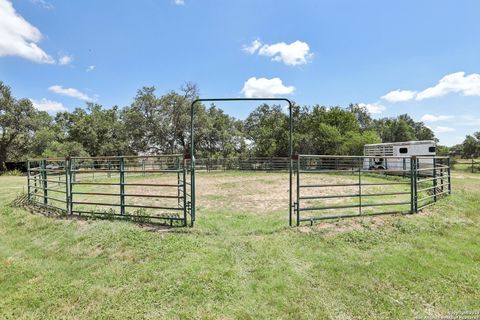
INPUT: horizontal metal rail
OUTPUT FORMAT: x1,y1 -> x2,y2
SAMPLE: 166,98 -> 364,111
299,201 -> 411,212
299,181 -> 409,188
71,201 -> 184,211
70,169 -> 182,174
71,210 -> 185,220
299,191 -> 410,200
72,191 -> 182,199
298,210 -> 411,223
71,154 -> 183,160
417,183 -> 449,193
29,194 -> 67,203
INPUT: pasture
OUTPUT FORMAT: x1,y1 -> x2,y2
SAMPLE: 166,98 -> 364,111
1,171 -> 479,319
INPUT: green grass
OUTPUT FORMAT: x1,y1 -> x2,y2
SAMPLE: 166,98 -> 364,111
1,172 -> 480,319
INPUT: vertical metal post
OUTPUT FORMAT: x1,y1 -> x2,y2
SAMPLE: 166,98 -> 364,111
27,160 -> 31,201
120,157 -> 125,215
433,157 -> 437,202
108,160 -> 111,178
447,157 -> 452,195
69,158 -> 74,214
440,163 -> 444,194
190,103 -> 196,225
296,156 -> 300,226
177,157 -> 181,207
410,156 -> 414,213
142,158 -> 145,176
182,161 -> 187,227
42,159 -> 48,205
289,103 -> 293,226
34,165 -> 38,196
412,156 -> 418,213
65,159 -> 70,213
358,161 -> 362,215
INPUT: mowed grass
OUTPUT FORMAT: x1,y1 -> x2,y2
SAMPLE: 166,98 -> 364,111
0,171 -> 479,319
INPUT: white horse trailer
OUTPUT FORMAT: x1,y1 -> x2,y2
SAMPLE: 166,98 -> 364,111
363,140 -> 436,171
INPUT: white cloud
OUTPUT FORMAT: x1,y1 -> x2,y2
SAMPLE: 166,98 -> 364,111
86,65 -> 95,72
416,72 -> 480,100
30,98 -> 67,112
48,85 -> 93,101
358,102 -> 386,114
381,72 -> 480,102
241,77 -> 295,98
430,126 -> 456,134
381,89 -> 417,102
242,39 -> 262,54
174,0 -> 184,5
59,54 -> 73,65
0,0 -> 54,63
420,114 -> 453,122
29,0 -> 54,9
243,40 -> 313,66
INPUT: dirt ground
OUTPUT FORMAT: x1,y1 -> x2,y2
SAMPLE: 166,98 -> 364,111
43,171 -> 412,220
126,171 -> 409,214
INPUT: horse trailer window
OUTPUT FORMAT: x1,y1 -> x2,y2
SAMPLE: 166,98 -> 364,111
399,147 -> 408,154
429,146 -> 436,153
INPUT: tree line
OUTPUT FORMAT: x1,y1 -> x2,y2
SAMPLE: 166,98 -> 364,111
4,80 -> 473,170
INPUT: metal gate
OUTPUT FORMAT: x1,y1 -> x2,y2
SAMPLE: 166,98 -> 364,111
292,155 -> 451,225
27,155 -> 193,226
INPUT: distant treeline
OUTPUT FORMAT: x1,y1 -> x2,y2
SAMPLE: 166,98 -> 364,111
1,80 -> 476,170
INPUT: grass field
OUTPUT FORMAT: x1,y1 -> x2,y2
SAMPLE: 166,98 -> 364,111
1,171 -> 479,319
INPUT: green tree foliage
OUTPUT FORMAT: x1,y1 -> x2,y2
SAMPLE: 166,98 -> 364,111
200,105 -> 247,158
461,132 -> 480,158
122,83 -> 203,155
0,82 -> 50,169
65,104 -> 129,156
0,80 -> 452,166
372,114 -> 434,143
245,104 -> 289,156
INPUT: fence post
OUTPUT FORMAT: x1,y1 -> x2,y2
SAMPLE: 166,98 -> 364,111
120,157 -> 125,215
447,157 -> 452,195
358,158 -> 362,216
411,156 -> 417,213
27,160 -> 31,201
69,158 -> 74,215
183,161 -> 187,227
42,159 -> 48,205
433,158 -> 437,202
65,158 -> 70,214
296,157 -> 300,226
472,158 -> 475,173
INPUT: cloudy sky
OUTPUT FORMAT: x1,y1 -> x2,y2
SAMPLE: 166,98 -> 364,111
1,0 -> 479,146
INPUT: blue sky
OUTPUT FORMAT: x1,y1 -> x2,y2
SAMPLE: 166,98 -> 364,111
1,0 -> 479,146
